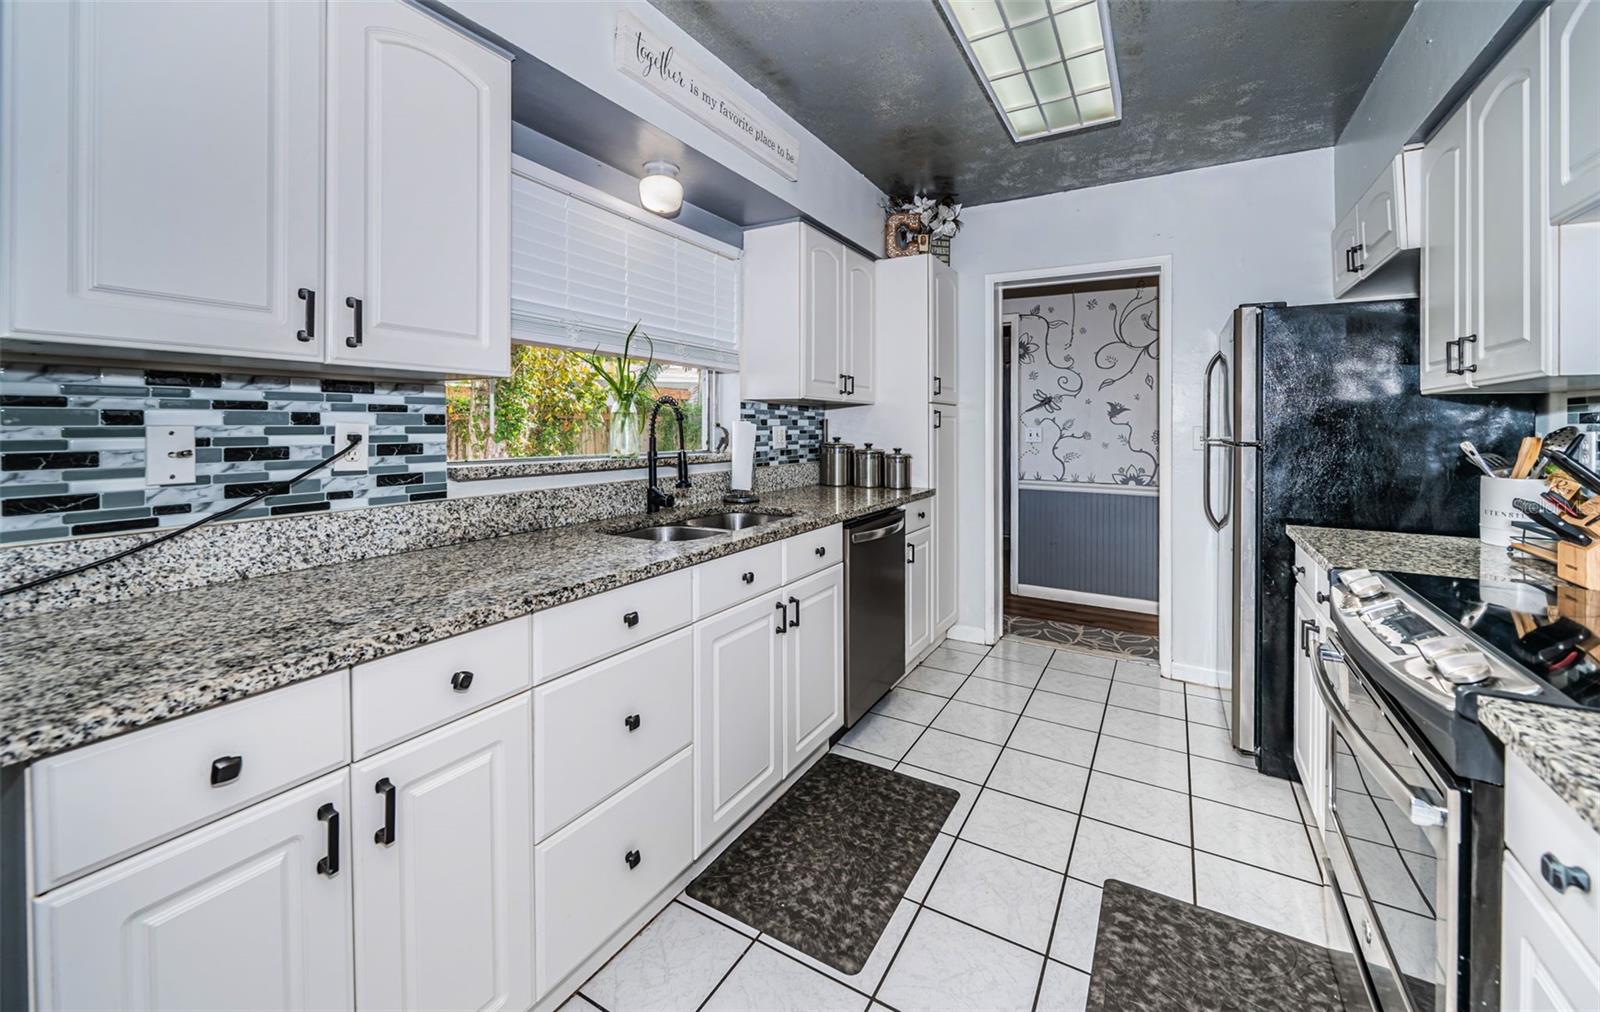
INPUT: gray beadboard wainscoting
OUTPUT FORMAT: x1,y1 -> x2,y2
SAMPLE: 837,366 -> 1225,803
1016,487 -> 1158,602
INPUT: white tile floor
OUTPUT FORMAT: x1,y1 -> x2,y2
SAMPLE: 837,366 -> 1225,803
570,637 -> 1327,1012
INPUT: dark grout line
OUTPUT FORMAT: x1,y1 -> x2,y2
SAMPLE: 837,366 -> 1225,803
694,934 -> 758,1012
748,933 -> 887,1006
941,833 -> 1072,877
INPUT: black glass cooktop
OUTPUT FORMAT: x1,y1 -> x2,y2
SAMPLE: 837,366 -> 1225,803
1386,571 -> 1600,709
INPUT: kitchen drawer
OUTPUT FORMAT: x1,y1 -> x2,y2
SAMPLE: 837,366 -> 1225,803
533,628 -> 694,840
693,541 -> 782,619
351,617 -> 532,758
532,569 -> 693,683
1505,750 -> 1600,962
29,671 -> 349,893
534,749 -> 695,998
1293,543 -> 1330,610
904,500 -> 932,535
782,524 -> 842,582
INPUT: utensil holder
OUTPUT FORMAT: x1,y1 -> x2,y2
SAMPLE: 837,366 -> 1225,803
1480,476 -> 1550,545
1510,520 -> 1600,589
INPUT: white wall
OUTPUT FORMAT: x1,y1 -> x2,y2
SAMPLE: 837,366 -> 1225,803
951,147 -> 1335,682
446,1 -> 886,251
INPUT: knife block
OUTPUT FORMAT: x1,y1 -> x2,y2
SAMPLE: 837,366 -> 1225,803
1514,521 -> 1600,589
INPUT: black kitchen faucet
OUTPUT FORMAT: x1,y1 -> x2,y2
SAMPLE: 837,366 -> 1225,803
646,395 -> 693,513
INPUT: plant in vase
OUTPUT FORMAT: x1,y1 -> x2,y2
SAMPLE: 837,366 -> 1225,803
880,191 -> 962,263
581,322 -> 660,457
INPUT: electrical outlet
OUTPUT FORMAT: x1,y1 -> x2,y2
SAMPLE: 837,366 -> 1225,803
333,422 -> 370,473
771,425 -> 787,450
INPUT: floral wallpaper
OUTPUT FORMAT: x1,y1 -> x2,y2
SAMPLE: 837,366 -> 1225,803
1007,281 -> 1159,488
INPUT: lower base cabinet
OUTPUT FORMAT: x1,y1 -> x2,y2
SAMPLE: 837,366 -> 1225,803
1502,855 -> 1600,1010
1291,586 -> 1330,830
33,771 -> 355,1011
352,695 -> 533,1012
533,750 -> 696,1000
783,565 -> 844,775
906,526 -> 932,664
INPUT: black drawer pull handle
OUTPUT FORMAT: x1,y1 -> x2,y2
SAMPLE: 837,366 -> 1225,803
624,713 -> 642,732
775,599 -> 788,634
316,803 -> 340,877
788,595 -> 801,628
374,778 -> 396,846
815,546 -> 826,557
1541,853 -> 1592,894
450,670 -> 474,691
907,542 -> 916,564
625,849 -> 642,870
846,374 -> 855,395
933,376 -> 942,395
839,373 -> 847,395
742,571 -> 755,584
297,288 -> 315,342
345,296 -> 363,348
210,755 -> 243,786
624,610 -> 640,628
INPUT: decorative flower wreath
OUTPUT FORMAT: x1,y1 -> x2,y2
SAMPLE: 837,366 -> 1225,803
879,191 -> 963,239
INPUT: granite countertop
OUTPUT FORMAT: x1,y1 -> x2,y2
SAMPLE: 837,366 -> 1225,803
1286,525 -> 1600,833
0,484 -> 931,766
447,451 -> 731,482
1479,698 -> 1600,834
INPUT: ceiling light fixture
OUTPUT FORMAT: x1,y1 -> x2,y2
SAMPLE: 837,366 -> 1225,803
639,161 -> 684,217
937,0 -> 1122,143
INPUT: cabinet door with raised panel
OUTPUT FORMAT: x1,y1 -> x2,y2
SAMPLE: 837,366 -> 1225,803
931,262 -> 959,404
1469,19 -> 1548,385
844,247 -> 876,403
695,594 -> 784,851
352,695 -> 533,1012
33,772 -> 353,1012
801,228 -> 846,400
1331,207 -> 1363,296
327,0 -> 510,376
1358,162 -> 1404,273
4,0 -> 324,361
1502,855 -> 1600,1010
1421,103 -> 1473,393
783,565 -> 844,774
1550,0 -> 1600,222
906,526 -> 933,664
931,410 -> 959,633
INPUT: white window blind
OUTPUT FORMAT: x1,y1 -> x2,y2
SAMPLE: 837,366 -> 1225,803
510,168 -> 741,370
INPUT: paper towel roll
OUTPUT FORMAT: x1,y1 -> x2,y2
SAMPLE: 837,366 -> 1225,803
731,420 -> 756,492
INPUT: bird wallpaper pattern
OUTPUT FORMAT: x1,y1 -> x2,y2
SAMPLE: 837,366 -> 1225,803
1007,281 -> 1159,488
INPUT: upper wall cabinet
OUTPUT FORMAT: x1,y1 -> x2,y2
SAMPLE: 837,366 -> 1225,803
1549,0 -> 1600,223
1,0 -> 511,379
1332,149 -> 1421,297
1420,8 -> 1600,394
741,222 -> 875,405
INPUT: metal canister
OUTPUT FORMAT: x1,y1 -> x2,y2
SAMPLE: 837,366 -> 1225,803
886,448 -> 912,489
819,437 -> 854,486
853,443 -> 885,488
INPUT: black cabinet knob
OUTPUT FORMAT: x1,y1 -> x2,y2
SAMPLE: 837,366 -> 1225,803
210,755 -> 243,786
814,546 -> 826,557
1294,565 -> 1306,577
1541,853 -> 1592,894
450,670 -> 474,692
1316,591 -> 1329,605
624,713 -> 642,732
742,571 -> 755,584
625,849 -> 642,870
624,611 -> 640,628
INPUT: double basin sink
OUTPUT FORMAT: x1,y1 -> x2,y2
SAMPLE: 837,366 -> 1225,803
613,511 -> 788,542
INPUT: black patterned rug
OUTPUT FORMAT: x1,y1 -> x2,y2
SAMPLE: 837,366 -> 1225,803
686,753 -> 957,974
1003,615 -> 1160,660
1088,880 -> 1351,1012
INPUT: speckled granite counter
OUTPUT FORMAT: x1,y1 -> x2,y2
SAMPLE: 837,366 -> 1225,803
0,484 -> 931,766
447,452 -> 731,482
1479,699 -> 1600,835
1284,525 -> 1549,582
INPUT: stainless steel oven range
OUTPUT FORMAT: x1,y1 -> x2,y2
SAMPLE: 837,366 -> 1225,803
1308,565 -> 1599,1012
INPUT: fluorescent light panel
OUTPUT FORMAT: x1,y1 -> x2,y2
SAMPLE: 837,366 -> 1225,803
940,0 -> 1121,142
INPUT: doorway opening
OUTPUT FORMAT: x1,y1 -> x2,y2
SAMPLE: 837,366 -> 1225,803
998,273 -> 1161,659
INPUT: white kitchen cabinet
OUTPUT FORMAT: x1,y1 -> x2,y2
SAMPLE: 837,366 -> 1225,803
741,221 -> 874,404
1292,585 -> 1330,831
1502,855 -> 1600,1011
1331,207 -> 1364,296
326,0 -> 510,376
1549,0 -> 1600,223
33,771 -> 354,1012
2,0 -> 326,362
1332,149 -> 1421,297
932,410 -> 960,636
782,565 -> 844,775
906,525 -> 933,665
694,593 -> 785,851
351,695 -> 533,1012
931,261 -> 959,404
1420,103 -> 1472,394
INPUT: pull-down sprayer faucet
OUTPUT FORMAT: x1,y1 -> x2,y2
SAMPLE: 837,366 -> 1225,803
646,395 -> 692,513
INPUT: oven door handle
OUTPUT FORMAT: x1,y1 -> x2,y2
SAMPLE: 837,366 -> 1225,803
1312,634 -> 1449,829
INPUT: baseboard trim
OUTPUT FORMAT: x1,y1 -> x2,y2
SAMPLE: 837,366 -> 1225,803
948,624 -> 988,645
1169,661 -> 1225,687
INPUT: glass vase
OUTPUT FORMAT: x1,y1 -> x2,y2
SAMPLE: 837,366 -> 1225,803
608,403 -> 643,457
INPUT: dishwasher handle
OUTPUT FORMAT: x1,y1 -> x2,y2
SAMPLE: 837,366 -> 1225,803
850,520 -> 905,543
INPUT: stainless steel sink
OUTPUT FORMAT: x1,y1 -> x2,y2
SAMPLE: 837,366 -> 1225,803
680,512 -> 787,531
613,525 -> 725,542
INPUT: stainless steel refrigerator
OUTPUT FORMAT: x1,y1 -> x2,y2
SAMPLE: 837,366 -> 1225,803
1204,301 -> 1537,778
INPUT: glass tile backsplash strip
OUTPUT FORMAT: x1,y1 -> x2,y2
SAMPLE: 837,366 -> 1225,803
0,362 -> 446,544
741,401 -> 824,465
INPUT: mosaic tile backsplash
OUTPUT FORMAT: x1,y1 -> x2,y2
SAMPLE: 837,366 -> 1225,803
1,362 -> 446,544
742,401 -> 824,465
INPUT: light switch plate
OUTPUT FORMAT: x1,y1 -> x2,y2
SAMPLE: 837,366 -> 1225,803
146,425 -> 196,485
771,425 -> 787,450
333,423 -> 370,473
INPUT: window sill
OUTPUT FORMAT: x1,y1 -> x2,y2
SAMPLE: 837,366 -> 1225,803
447,452 -> 731,483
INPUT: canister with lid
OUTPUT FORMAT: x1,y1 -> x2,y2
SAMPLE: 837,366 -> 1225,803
853,443 -> 885,488
819,437 -> 854,486
886,448 -> 912,489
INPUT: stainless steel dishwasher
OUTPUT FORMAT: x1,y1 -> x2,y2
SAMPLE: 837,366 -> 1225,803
843,507 -> 906,726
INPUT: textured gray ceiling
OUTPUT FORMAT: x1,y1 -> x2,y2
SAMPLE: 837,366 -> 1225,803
648,0 -> 1414,206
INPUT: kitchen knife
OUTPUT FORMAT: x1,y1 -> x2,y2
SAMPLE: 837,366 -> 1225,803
1513,497 -> 1594,546
1543,490 -> 1585,518
1543,447 -> 1600,497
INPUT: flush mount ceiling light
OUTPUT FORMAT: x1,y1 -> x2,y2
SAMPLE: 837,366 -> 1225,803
639,161 -> 684,217
937,0 -> 1122,142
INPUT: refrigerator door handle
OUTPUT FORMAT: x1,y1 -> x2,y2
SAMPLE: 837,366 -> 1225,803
1203,351 -> 1231,530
